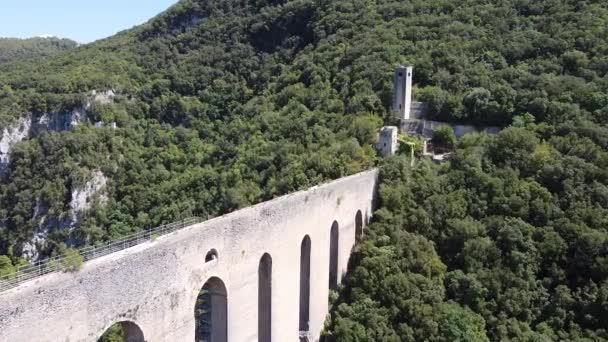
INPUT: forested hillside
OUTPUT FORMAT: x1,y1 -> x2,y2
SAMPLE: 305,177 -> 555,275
0,0 -> 384,267
315,0 -> 608,340
0,37 -> 77,64
0,5 -> 608,336
325,147 -> 608,340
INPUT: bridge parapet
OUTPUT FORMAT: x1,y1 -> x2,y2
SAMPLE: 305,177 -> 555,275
0,217 -> 202,293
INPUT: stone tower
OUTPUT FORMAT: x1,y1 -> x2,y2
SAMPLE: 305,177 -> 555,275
377,126 -> 398,156
393,65 -> 413,120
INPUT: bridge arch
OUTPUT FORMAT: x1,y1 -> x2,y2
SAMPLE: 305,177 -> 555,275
299,235 -> 312,339
195,276 -> 228,342
355,210 -> 364,241
97,320 -> 145,342
258,253 -> 272,342
329,221 -> 339,290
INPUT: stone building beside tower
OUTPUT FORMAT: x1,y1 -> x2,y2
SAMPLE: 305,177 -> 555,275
393,65 -> 498,138
377,65 -> 499,157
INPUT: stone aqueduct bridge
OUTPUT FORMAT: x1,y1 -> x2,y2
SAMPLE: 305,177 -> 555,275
0,170 -> 379,342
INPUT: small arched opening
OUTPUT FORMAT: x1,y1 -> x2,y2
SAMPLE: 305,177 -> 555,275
355,210 -> 364,241
258,253 -> 272,342
205,249 -> 219,263
195,277 -> 228,342
299,235 -> 312,339
329,221 -> 339,290
98,321 -> 145,342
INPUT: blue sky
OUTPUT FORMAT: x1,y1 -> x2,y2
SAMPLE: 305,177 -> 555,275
0,0 -> 179,43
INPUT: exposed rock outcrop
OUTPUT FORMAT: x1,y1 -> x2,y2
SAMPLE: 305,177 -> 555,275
0,116 -> 31,175
32,107 -> 88,135
21,227 -> 48,262
70,170 -> 108,220
91,90 -> 115,105
21,170 -> 109,261
1,89 -> 117,175
3,91 -> 116,260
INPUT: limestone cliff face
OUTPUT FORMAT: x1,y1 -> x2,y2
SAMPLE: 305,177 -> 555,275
0,116 -> 31,175
0,90 -> 116,175
3,91 -> 116,260
31,107 -> 88,135
31,90 -> 116,134
0,110 -> 86,178
91,89 -> 115,105
70,170 -> 109,219
21,170 -> 109,261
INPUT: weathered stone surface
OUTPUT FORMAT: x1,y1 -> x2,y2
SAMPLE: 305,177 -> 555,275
1,90 -> 117,176
70,170 -> 108,218
0,169 -> 378,342
32,107 -> 88,134
0,116 -> 31,175
393,65 -> 413,120
377,126 -> 399,156
401,119 -> 500,139
92,90 -> 115,105
20,170 -> 109,261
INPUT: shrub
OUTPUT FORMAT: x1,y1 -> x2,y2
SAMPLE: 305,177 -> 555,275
59,249 -> 84,273
432,125 -> 457,149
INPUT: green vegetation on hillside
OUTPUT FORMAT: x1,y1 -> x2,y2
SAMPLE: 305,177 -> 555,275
325,127 -> 608,340
0,0 -> 382,264
0,37 -> 77,64
0,3 -> 607,338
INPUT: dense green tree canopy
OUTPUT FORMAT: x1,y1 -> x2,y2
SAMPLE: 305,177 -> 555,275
0,37 -> 77,64
0,1 -> 608,339
325,139 -> 608,340
0,0 -> 385,263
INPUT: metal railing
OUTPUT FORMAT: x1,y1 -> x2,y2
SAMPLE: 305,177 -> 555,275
0,217 -> 202,293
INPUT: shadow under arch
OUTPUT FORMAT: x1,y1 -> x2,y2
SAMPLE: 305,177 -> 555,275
299,235 -> 312,340
259,253 -> 272,342
329,221 -> 339,290
195,276 -> 228,342
97,321 -> 145,342
355,210 -> 364,241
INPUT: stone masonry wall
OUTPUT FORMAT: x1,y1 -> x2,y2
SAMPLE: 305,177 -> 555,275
0,169 -> 379,342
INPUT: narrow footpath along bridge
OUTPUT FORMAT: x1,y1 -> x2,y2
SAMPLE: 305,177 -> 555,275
0,169 -> 378,342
